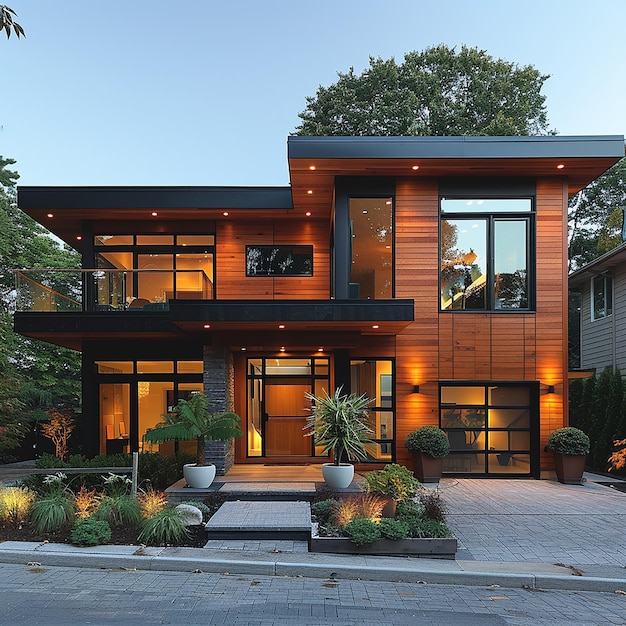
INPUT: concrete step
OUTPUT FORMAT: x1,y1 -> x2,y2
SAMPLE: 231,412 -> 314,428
205,500 -> 312,541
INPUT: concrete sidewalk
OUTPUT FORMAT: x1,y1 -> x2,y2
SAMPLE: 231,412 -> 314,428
1,468 -> 625,593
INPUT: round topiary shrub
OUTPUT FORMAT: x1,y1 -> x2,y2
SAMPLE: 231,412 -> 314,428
405,426 -> 451,458
546,427 -> 590,455
71,518 -> 112,546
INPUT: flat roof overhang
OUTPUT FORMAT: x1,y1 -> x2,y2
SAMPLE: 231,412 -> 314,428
288,135 -> 625,217
14,299 -> 414,351
568,242 -> 626,288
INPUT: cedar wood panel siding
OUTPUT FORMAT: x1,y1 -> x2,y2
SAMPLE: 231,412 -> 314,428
393,177 -> 568,469
216,219 -> 330,300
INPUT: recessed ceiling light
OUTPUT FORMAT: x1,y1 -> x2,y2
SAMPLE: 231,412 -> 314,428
76,235 -> 82,241
278,324 -> 285,329
307,190 -> 313,195
280,346 -> 286,352
305,211 -> 312,217
385,200 -> 392,205
151,211 -> 158,217
309,165 -> 316,171
318,347 -> 324,352
411,165 -> 420,171
240,347 -> 247,351
47,213 -> 54,218
556,164 -> 565,170
223,211 -> 229,216
203,324 -> 211,329
372,324 -> 380,329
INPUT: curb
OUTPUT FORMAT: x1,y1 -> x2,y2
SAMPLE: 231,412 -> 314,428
0,544 -> 625,593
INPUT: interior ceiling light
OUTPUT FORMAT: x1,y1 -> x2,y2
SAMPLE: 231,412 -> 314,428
318,347 -> 324,352
278,324 -> 285,329
305,211 -> 312,217
556,164 -> 565,169
307,190 -> 313,195
47,213 -> 54,218
372,324 -> 380,329
203,324 -> 211,329
76,235 -> 82,241
240,347 -> 247,351
223,211 -> 229,216
309,165 -> 316,170
280,346 -> 286,352
411,165 -> 420,171
151,211 -> 158,217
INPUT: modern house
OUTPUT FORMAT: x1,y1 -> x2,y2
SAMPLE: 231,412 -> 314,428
14,135 -> 624,478
569,240 -> 626,375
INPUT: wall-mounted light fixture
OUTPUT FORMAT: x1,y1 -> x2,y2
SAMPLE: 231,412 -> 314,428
547,385 -> 555,394
412,385 -> 420,394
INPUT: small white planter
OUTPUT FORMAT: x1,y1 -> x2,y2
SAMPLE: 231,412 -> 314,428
183,463 -> 216,488
321,463 -> 354,489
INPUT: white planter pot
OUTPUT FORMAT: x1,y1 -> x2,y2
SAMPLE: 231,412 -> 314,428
183,463 -> 216,488
321,462 -> 354,489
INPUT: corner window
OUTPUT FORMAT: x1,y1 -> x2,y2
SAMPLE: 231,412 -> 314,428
591,274 -> 613,320
440,198 -> 533,311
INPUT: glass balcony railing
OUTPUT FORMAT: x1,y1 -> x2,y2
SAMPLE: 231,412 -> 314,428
15,269 -> 213,313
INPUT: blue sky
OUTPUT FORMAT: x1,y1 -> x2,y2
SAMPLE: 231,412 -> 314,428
2,0 -> 625,187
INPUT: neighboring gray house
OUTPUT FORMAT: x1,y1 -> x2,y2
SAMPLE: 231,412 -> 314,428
569,242 -> 626,374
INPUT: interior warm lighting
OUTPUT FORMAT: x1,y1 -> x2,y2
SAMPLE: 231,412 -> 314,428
309,165 -> 316,171
280,346 -> 286,352
203,324 -> 211,329
411,165 -> 420,171
151,212 -> 158,217
305,211 -> 312,217
47,213 -> 54,218
223,211 -> 229,216
556,164 -> 565,170
307,190 -> 313,195
318,347 -> 324,352
385,200 -> 392,205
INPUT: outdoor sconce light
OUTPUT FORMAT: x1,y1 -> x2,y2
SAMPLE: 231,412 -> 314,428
547,385 -> 555,394
412,385 -> 420,394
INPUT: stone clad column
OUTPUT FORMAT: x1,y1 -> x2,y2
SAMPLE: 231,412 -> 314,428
203,346 -> 235,475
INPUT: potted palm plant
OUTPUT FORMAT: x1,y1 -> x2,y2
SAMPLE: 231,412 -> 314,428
143,392 -> 241,488
304,387 -> 374,489
405,425 -> 451,483
546,427 -> 590,485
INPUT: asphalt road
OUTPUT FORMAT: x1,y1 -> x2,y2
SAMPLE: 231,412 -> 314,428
0,563 -> 624,625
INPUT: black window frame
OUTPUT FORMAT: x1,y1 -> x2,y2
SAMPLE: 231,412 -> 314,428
439,194 -> 536,312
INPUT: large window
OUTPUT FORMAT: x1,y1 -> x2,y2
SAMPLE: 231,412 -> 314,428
440,382 -> 538,476
591,274 -> 613,320
440,198 -> 533,311
350,198 -> 394,299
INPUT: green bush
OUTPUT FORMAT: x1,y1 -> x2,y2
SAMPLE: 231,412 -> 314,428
94,495 -> 142,528
138,507 -> 189,546
364,464 -> 421,502
311,499 -> 339,525
71,518 -> 112,546
409,518 -> 452,539
30,494 -> 74,533
344,518 -> 381,546
378,518 -> 409,540
405,426 -> 451,458
547,427 -> 590,455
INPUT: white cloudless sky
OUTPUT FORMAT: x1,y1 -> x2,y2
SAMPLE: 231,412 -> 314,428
1,0 -> 625,187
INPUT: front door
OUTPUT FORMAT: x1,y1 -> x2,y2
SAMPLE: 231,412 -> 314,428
246,357 -> 330,458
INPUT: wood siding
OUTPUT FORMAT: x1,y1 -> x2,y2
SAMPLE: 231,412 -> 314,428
216,219 -> 330,300
392,177 -> 568,470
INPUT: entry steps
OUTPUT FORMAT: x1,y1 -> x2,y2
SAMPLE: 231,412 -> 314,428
205,500 -> 312,542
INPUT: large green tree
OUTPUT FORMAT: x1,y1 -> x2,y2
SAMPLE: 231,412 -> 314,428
568,158 -> 626,271
295,45 -> 552,137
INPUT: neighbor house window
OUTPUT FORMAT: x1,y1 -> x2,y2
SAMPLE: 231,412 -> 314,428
440,198 -> 533,311
591,274 -> 613,320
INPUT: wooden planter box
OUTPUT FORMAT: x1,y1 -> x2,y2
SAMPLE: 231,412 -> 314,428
310,536 -> 457,559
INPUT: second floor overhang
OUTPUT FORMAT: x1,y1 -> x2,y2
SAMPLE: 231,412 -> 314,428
14,298 -> 415,351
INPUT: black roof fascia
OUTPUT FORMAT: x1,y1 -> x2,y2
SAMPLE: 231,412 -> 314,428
169,299 -> 415,323
17,186 -> 294,211
288,135 -> 625,160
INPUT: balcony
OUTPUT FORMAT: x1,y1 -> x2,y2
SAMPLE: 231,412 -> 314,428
14,269 -> 213,313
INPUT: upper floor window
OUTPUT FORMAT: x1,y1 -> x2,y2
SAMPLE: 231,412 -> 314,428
440,198 -> 533,311
350,197 -> 393,299
591,274 -> 613,320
